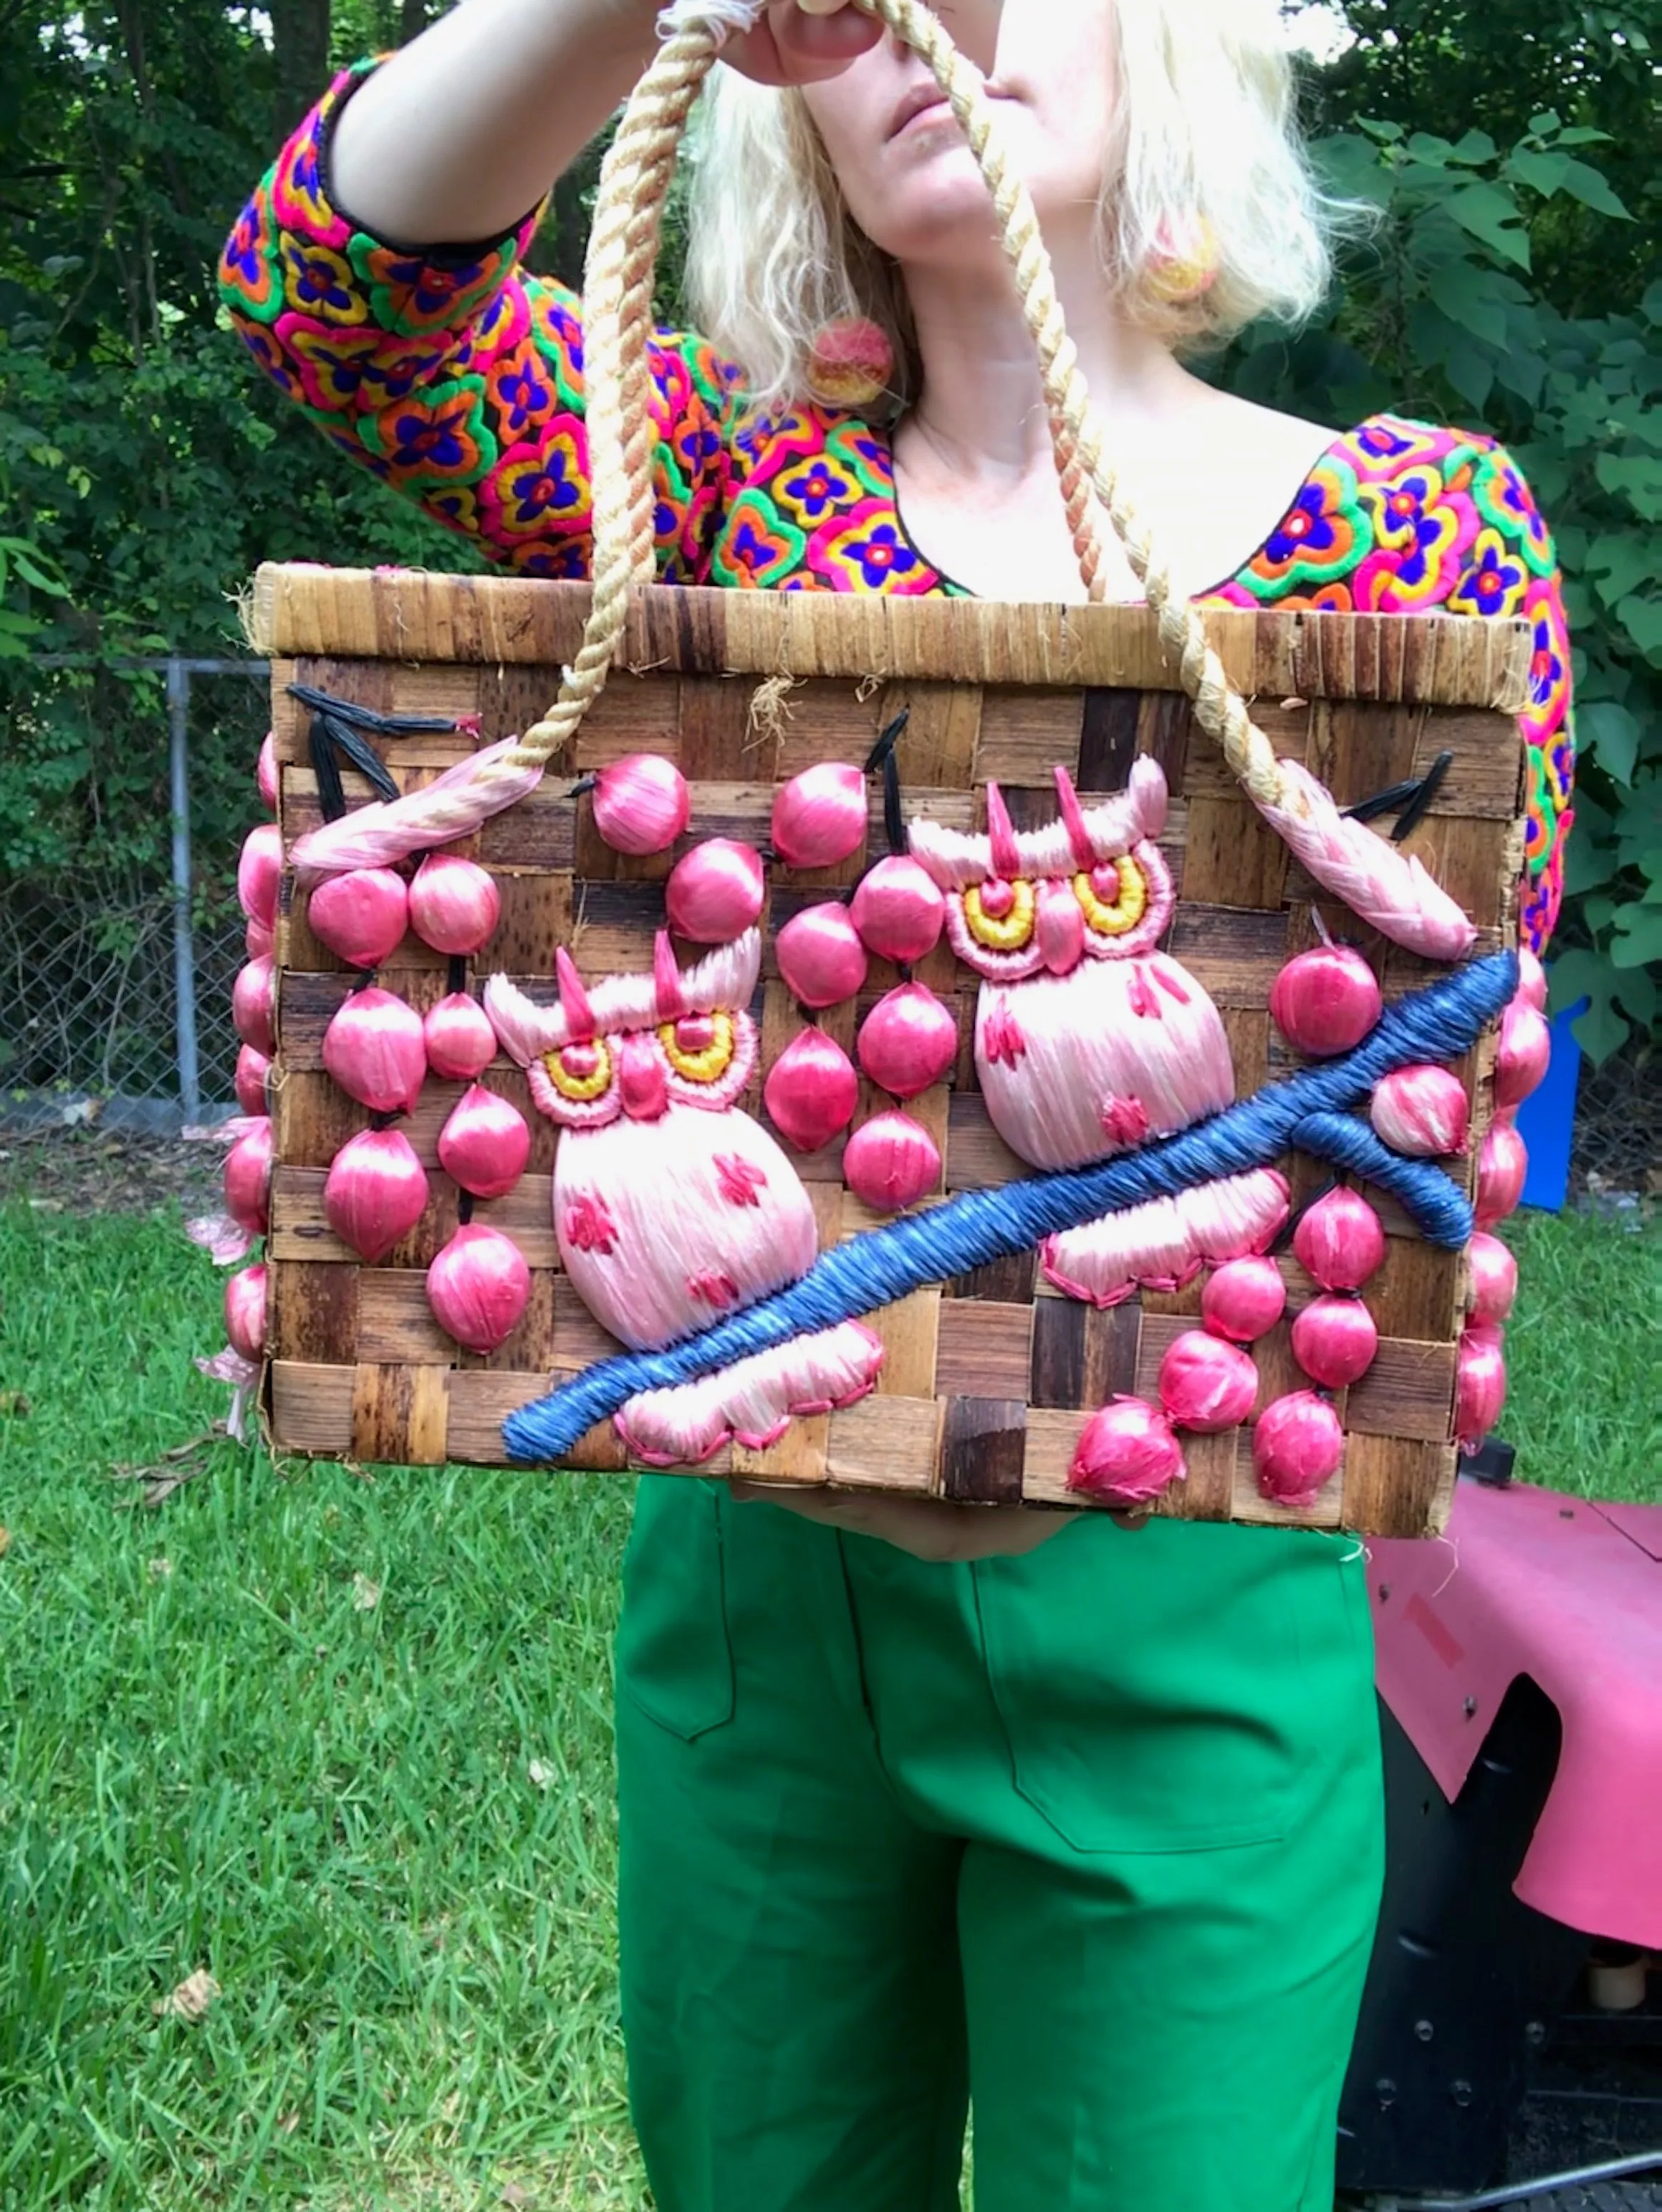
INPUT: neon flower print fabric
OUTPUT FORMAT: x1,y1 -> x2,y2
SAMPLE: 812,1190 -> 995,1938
219,63 -> 1575,948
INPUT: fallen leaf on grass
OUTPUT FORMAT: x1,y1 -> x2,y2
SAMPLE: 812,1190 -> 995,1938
527,1760 -> 550,1790
0,1391 -> 30,1418
352,1572 -> 381,1611
0,1527 -> 9,1559
501,2185 -> 533,2208
148,1557 -> 173,1579
153,1969 -> 221,2021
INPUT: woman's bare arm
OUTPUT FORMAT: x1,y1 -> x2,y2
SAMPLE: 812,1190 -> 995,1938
327,0 -> 879,251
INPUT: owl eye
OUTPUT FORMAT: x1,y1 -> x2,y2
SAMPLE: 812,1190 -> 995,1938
964,877 -> 1035,952
1074,855 -> 1148,938
659,1011 -> 736,1085
545,1036 -> 613,1102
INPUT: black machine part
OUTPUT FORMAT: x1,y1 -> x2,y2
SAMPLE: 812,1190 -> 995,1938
1339,1676 -> 1591,2196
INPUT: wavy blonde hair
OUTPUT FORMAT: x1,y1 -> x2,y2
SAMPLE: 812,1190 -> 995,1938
683,0 -> 1337,408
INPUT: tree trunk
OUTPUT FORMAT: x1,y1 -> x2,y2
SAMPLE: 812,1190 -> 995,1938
270,0 -> 332,148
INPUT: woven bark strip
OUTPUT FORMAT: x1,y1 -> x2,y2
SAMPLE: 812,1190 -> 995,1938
255,568 -> 1527,1536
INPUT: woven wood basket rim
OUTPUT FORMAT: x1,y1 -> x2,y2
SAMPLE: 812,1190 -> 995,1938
251,563 -> 1534,714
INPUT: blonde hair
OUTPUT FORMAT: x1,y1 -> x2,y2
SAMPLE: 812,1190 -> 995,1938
684,0 -> 1337,408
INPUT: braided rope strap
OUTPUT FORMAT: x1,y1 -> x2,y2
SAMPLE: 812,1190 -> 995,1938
289,0 -> 1479,963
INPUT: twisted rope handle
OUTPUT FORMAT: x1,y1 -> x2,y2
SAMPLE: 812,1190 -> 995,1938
500,0 -> 1291,818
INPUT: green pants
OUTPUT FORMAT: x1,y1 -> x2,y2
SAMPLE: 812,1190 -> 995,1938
615,1479 -> 1383,2212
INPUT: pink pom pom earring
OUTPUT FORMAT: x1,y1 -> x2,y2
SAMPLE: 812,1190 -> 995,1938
804,317 -> 895,413
1143,216 -> 1219,309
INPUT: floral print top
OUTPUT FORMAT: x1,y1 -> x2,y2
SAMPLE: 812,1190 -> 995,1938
219,63 -> 1575,950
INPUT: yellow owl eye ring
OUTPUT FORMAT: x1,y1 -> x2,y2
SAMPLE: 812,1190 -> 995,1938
964,878 -> 1036,951
547,1035 -> 613,1102
1074,856 -> 1148,937
660,1011 -> 736,1084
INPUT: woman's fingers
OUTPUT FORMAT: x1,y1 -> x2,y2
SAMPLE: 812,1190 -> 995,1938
725,0 -> 882,87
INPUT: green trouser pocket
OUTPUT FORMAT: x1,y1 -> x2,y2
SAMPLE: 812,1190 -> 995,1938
616,1478 -> 736,1742
974,1518 -> 1371,1855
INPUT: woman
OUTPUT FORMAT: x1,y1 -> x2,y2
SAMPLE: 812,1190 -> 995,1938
219,5 -> 1572,2206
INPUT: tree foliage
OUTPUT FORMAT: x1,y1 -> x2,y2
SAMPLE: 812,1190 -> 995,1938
2,0 -> 1656,1052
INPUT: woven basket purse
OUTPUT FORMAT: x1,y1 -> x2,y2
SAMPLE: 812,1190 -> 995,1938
240,0 -> 1537,1536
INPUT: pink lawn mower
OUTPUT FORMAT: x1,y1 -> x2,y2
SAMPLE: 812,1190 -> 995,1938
1336,1460 -> 1661,2211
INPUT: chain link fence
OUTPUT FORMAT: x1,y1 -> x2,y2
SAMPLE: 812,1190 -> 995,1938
0,655 -> 1654,1197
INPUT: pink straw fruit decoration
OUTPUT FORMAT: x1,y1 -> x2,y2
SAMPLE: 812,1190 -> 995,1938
427,1225 -> 531,1355
1069,1398 -> 1187,1509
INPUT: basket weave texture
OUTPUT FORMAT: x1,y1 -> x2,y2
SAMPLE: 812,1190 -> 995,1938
257,563 -> 1531,1537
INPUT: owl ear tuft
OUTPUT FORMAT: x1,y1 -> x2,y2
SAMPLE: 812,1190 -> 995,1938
985,782 -> 1021,880
653,930 -> 688,1021
1054,765 -> 1097,871
556,946 -> 596,1042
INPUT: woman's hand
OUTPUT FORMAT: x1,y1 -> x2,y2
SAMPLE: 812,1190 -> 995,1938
725,0 -> 883,87
728,1480 -> 1150,1561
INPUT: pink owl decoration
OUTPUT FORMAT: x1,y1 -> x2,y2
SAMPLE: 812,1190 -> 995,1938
484,929 -> 885,1466
909,759 -> 1235,1173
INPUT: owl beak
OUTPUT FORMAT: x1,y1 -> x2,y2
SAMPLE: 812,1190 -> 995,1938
1035,878 -> 1085,976
617,1032 -> 669,1121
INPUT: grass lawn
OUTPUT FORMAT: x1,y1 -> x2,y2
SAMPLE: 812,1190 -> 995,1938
0,1196 -> 1655,2210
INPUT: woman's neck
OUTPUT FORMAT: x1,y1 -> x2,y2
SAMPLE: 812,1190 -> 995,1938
894,241 -> 1200,491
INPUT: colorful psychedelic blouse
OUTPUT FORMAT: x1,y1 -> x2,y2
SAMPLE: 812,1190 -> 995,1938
219,63 -> 1575,951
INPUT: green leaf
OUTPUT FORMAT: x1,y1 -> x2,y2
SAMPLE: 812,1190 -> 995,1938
1643,279 -> 1662,328
1615,966 -> 1658,1027
1597,453 -> 1662,520
1448,130 -> 1498,165
1527,111 -> 1562,136
1428,262 -> 1509,348
1448,185 -> 1532,269
1446,342 -> 1495,411
1572,994 -> 1630,1064
1557,128 -> 1614,148
1504,146 -> 1571,198
1585,533 -> 1658,606
1580,700 -> 1643,784
1545,949 -> 1603,1014
1558,160 -> 1633,220
1610,904 -> 1662,967
1616,595 -> 1662,658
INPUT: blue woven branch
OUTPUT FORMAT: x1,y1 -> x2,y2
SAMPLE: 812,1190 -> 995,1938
504,950 -> 1516,1463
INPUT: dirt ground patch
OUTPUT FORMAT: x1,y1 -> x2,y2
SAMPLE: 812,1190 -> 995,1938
0,1126 -> 224,1220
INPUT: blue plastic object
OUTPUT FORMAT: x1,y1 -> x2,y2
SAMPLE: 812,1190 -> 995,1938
1516,1000 -> 1585,1213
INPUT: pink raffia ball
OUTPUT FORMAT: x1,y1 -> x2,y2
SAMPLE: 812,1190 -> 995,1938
256,731 -> 279,814
1291,1296 -> 1380,1389
322,987 -> 426,1117
1269,945 -> 1383,1059
232,956 -> 277,1058
1158,1330 -> 1259,1433
234,1044 -> 272,1118
427,1224 -> 531,1356
225,1264 -> 268,1364
1516,946 -> 1548,1012
1370,1064 -> 1469,1158
1475,1120 -> 1529,1230
1068,1398 -> 1187,1509
424,992 -> 499,1082
763,1029 -> 860,1154
1466,1231 -> 1519,1325
772,764 -> 868,870
666,839 -> 766,944
223,1118 -> 274,1236
591,754 -> 690,857
307,867 -> 410,969
408,854 -> 501,957
1455,1324 -> 1508,1452
850,856 -> 946,965
238,822 -> 283,932
1495,999 -> 1551,1114
324,1128 -> 429,1264
1200,1256 -> 1287,1345
1292,1187 -> 1386,1292
776,903 -> 869,1010
857,984 -> 958,1100
843,1110 -> 941,1214
437,1084 -> 530,1201
1253,1393 -> 1345,1508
